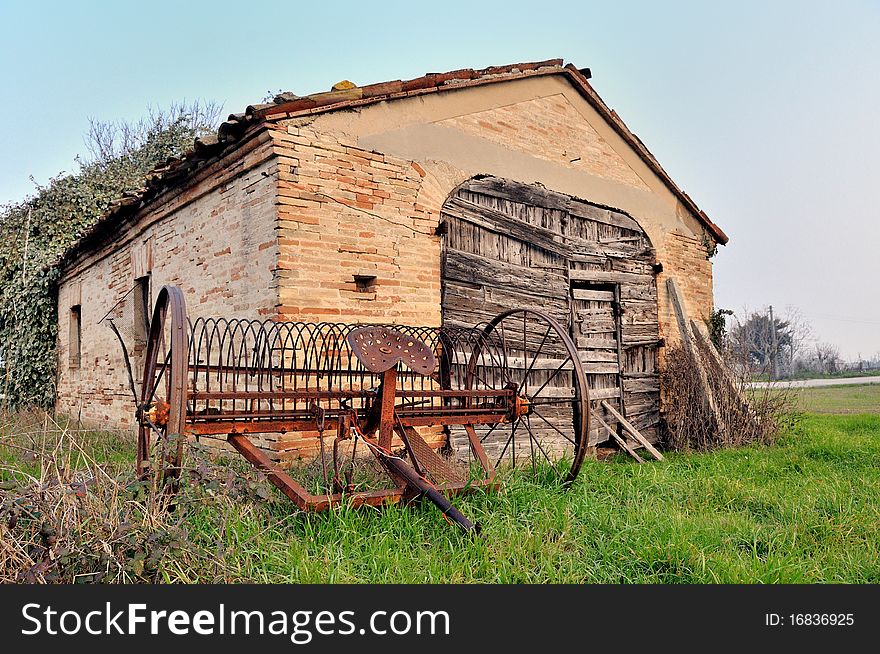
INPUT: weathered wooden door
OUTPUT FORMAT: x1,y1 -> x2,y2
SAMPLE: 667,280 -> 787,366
441,176 -> 661,454
570,282 -> 622,405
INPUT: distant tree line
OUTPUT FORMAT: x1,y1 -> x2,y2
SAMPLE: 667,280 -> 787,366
708,306 -> 875,379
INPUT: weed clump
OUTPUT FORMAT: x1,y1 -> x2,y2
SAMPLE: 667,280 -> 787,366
661,344 -> 797,451
0,411 -> 276,583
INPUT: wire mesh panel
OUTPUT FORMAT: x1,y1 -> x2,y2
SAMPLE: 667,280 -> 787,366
184,319 -> 516,431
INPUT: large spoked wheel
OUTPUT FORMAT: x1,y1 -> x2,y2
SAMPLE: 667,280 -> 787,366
137,286 -> 189,487
466,309 -> 590,484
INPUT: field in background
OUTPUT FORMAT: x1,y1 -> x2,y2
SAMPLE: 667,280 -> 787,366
2,400 -> 879,583
791,383 -> 880,414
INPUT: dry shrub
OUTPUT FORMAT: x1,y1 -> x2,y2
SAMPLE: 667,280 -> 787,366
661,341 -> 797,451
0,410 -> 276,584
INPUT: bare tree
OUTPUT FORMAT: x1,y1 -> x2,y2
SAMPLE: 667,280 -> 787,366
729,305 -> 815,378
815,342 -> 842,374
84,100 -> 223,165
781,305 -> 813,373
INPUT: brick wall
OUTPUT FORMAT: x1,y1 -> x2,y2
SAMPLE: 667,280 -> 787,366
657,231 -> 715,346
54,81 -> 718,457
55,138 -> 279,428
268,121 -> 442,327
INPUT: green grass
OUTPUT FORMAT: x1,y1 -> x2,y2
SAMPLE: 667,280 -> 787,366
3,412 -> 879,583
791,383 -> 880,414
186,414 -> 879,583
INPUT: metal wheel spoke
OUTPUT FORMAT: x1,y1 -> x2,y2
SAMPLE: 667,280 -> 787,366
528,355 -> 572,400
146,350 -> 172,405
494,421 -> 519,469
499,321 -> 509,372
526,416 -> 537,476
517,326 -> 552,394
525,414 -> 557,469
472,308 -> 590,484
531,408 -> 577,445
479,421 -> 502,443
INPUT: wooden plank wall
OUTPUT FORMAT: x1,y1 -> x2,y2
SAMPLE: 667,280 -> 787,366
440,176 -> 661,452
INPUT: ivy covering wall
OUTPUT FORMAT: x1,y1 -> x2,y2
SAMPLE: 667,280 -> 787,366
0,105 -> 218,410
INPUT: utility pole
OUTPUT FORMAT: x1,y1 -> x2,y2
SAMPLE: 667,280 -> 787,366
769,305 -> 780,380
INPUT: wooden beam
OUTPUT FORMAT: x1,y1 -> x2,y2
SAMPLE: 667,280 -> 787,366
666,277 -> 728,439
593,411 -> 644,463
572,289 -> 615,302
601,400 -> 663,461
569,269 -> 653,285
690,319 -> 758,424
445,249 -> 568,298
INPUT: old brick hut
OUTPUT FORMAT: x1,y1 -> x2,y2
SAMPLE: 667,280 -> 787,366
54,59 -> 727,460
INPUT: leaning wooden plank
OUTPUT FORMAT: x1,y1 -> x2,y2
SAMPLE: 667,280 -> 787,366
593,411 -> 644,463
690,320 -> 760,426
690,319 -> 736,387
666,277 -> 694,350
610,432 -> 644,464
690,319 -> 748,400
666,277 -> 728,439
600,400 -> 663,461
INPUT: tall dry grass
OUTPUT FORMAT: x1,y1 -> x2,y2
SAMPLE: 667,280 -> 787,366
660,343 -> 798,451
0,410 -> 275,583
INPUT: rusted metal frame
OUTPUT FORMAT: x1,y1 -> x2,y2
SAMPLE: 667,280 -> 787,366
188,411 -> 511,436
188,388 -> 514,401
227,433 -> 493,512
185,400 -> 510,422
464,424 -> 495,480
409,410 -> 515,423
395,416 -> 425,477
187,406 -> 510,424
377,368 -> 398,450
188,363 -> 384,376
131,283 -> 594,522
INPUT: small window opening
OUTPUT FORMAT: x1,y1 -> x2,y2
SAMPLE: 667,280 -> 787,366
133,275 -> 151,346
353,274 -> 377,293
69,305 -> 82,368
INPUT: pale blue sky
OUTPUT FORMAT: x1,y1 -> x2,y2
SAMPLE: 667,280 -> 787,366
1,1 -> 878,358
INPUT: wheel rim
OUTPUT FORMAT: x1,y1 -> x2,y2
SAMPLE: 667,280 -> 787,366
466,309 -> 590,484
137,286 -> 189,486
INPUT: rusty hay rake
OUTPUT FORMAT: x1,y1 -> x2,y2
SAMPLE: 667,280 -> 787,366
123,286 -> 591,533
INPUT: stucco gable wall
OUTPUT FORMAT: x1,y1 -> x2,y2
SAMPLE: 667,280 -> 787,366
283,74 -> 715,340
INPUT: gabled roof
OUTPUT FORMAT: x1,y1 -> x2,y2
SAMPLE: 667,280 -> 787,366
57,59 -> 727,271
